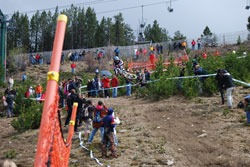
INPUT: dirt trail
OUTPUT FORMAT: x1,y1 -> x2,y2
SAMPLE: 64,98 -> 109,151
0,86 -> 250,167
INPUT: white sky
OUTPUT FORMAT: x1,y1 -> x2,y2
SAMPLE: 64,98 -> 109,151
1,0 -> 250,39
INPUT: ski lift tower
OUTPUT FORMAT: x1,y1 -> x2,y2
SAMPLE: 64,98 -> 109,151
0,10 -> 6,81
136,5 -> 151,45
138,5 -> 146,42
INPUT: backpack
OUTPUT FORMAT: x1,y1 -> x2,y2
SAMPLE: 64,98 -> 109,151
93,109 -> 102,123
82,106 -> 89,118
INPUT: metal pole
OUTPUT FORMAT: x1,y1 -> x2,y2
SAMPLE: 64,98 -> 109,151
4,26 -> 7,82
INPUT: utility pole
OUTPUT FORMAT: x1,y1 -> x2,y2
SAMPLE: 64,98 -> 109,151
0,10 -> 6,82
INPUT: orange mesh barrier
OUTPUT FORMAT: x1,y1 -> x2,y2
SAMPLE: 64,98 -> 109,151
34,14 -> 77,167
128,54 -> 189,71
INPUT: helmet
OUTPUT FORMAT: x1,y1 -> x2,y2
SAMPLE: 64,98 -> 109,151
114,56 -> 119,61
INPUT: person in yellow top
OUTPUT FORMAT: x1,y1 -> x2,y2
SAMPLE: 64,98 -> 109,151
149,45 -> 154,53
182,41 -> 187,49
35,83 -> 43,98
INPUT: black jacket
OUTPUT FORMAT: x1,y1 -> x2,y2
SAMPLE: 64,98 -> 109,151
222,74 -> 234,89
82,104 -> 95,120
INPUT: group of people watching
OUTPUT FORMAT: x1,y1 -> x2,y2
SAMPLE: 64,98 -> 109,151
65,89 -> 119,158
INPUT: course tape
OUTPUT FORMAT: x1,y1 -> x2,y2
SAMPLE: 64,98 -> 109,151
78,132 -> 110,167
232,78 -> 250,87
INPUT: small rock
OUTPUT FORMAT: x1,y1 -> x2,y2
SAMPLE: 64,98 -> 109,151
72,160 -> 78,163
191,124 -> 194,127
120,129 -> 128,133
167,117 -> 170,120
198,133 -> 207,138
9,141 -> 12,144
167,160 -> 174,166
157,126 -> 161,129
202,130 -> 206,133
178,148 -> 182,151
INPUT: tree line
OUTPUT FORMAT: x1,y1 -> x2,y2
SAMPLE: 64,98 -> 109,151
7,5 -> 185,53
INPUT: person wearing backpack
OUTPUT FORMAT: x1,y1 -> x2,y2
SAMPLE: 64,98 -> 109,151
87,101 -> 107,144
81,100 -> 95,139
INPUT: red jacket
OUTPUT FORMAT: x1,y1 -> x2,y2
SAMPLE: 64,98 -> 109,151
71,63 -> 76,68
191,40 -> 196,46
111,77 -> 119,87
102,78 -> 110,88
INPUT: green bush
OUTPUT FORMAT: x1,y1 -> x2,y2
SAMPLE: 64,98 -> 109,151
11,101 -> 43,132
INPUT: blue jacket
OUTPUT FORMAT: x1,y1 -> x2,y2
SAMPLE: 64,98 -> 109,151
102,109 -> 115,132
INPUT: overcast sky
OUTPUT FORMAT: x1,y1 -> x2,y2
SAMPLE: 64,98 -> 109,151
1,0 -> 249,40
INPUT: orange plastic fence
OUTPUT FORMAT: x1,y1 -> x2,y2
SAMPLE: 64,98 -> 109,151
128,54 -> 189,71
34,14 -> 77,167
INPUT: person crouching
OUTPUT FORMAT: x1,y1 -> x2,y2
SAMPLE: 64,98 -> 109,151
101,108 -> 117,158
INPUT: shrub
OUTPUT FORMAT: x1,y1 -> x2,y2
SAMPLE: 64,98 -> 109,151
11,101 -> 43,132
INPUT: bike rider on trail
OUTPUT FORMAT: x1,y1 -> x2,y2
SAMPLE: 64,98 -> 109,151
113,56 -> 124,75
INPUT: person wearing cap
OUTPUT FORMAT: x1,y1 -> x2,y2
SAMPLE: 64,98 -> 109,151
244,95 -> 250,125
220,70 -> 235,109
101,108 -> 117,158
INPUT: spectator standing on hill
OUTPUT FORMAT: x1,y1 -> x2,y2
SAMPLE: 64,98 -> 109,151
144,68 -> 151,82
35,83 -> 43,98
61,53 -> 65,64
88,101 -> 107,144
65,89 -> 78,126
58,82 -> 64,108
125,77 -> 131,96
29,86 -> 35,97
160,44 -> 163,54
191,40 -> 196,50
71,62 -> 76,73
149,45 -> 154,53
215,69 -> 225,106
87,79 -> 93,97
101,108 -> 117,158
220,70 -> 235,109
74,94 -> 86,132
194,65 -> 208,94
197,38 -> 201,49
5,87 -> 10,95
182,41 -> 187,50
6,92 -> 14,118
115,47 -> 120,56
82,100 -> 95,139
68,78 -> 77,93
22,74 -> 27,82
244,96 -> 250,125
142,48 -> 147,57
111,75 -> 119,98
102,75 -> 110,98
36,54 -> 40,64
9,76 -> 14,89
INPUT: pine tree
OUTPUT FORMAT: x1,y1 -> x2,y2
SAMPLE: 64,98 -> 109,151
203,26 -> 212,36
172,30 -> 186,41
85,7 -> 97,48
144,20 -> 169,42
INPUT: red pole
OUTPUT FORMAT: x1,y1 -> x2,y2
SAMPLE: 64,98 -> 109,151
34,14 -> 67,167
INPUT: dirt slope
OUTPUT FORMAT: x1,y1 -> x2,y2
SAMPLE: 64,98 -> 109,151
0,86 -> 250,167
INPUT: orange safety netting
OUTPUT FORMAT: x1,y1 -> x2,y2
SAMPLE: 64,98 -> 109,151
128,54 -> 189,71
34,14 -> 77,167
